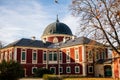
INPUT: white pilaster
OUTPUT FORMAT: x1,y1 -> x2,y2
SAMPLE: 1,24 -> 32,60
14,47 -> 17,61
82,45 -> 86,76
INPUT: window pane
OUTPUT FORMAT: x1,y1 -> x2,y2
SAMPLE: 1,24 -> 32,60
66,52 -> 70,61
75,50 -> 79,59
33,53 -> 36,60
67,67 -> 70,72
59,67 -> 62,73
59,52 -> 62,60
22,52 -> 25,60
53,53 -> 57,61
49,53 -> 52,61
75,67 -> 79,72
44,53 -> 46,60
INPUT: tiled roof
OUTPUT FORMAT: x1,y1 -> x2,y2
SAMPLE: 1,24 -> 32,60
4,38 -> 52,48
48,37 -> 104,48
4,37 -> 104,49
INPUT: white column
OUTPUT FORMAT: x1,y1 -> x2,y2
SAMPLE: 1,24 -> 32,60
83,63 -> 86,76
82,45 -> 86,76
14,47 -> 17,61
112,53 -> 115,78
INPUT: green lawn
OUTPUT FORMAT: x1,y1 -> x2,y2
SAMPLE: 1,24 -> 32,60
64,78 -> 119,80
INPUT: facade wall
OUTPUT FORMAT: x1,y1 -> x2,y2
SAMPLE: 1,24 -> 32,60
0,45 -> 109,77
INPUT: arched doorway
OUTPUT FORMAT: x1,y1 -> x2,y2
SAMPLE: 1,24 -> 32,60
104,65 -> 112,77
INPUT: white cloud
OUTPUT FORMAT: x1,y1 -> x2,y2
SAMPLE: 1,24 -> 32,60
0,1 -> 52,44
0,0 -> 79,45
62,14 -> 80,36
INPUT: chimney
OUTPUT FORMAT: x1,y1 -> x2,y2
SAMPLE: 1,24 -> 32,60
32,36 -> 36,40
42,39 -> 46,43
63,37 -> 66,43
72,35 -> 77,40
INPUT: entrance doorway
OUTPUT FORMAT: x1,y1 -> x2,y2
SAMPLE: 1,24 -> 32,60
104,65 -> 112,77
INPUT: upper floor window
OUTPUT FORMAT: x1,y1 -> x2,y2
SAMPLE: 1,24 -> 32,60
88,50 -> 93,61
21,49 -> 26,64
75,49 -> 79,62
9,52 -> 12,60
49,52 -> 52,61
32,50 -> 37,64
43,51 -> 47,61
53,52 -> 57,61
103,51 -> 107,59
33,52 -> 37,60
66,51 -> 70,62
59,52 -> 62,63
22,52 -> 26,60
96,51 -> 100,61
49,51 -> 57,61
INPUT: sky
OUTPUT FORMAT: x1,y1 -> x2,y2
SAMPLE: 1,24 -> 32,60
0,0 -> 79,45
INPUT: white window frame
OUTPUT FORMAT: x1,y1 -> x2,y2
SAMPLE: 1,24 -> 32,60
66,66 -> 71,73
32,67 -> 37,74
59,67 -> 63,73
75,66 -> 80,73
21,49 -> 26,64
32,50 -> 37,64
49,51 -> 57,64
66,50 -> 70,63
75,49 -> 79,62
88,66 -> 93,73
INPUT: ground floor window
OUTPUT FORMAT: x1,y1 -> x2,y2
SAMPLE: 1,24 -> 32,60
32,67 -> 37,74
66,66 -> 71,73
59,67 -> 63,73
75,66 -> 80,73
88,66 -> 93,73
50,67 -> 56,74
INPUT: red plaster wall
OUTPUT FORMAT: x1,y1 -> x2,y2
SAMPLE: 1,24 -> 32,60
79,46 -> 82,62
27,49 -> 32,63
62,49 -> 66,63
70,48 -> 75,62
38,50 -> 43,63
17,48 -> 21,63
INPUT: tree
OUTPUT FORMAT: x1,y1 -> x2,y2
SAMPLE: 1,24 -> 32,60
70,0 -> 120,54
0,60 -> 24,80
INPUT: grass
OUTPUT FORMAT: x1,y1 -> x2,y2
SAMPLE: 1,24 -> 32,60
64,78 -> 119,80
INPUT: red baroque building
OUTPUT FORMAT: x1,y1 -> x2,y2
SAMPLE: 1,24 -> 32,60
0,19 -> 109,77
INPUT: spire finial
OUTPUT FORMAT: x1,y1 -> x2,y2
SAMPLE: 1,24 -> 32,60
56,14 -> 59,22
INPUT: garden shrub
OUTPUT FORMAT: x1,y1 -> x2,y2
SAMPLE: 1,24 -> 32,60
0,60 -> 24,80
43,74 -> 63,80
34,68 -> 53,77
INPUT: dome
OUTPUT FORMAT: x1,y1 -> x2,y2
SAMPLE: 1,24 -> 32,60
42,20 -> 73,36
